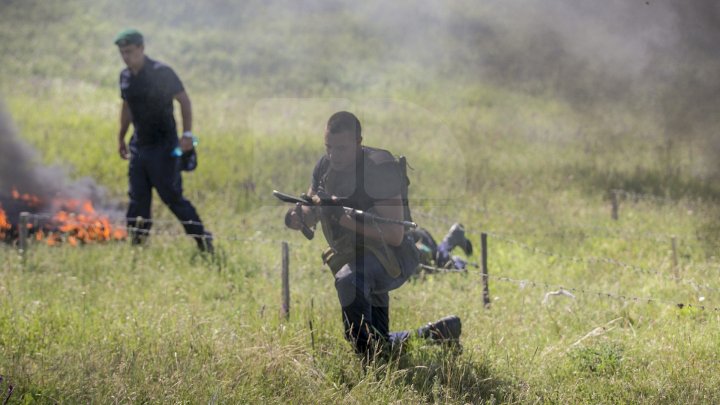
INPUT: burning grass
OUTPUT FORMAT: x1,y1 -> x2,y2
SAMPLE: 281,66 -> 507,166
0,187 -> 126,246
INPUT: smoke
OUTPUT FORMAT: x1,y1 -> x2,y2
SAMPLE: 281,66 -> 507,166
6,0 -> 720,186
106,0 -> 720,181
100,0 -> 715,110
0,101 -> 61,201
0,101 -> 107,216
426,0 -> 720,178
650,2 -> 720,146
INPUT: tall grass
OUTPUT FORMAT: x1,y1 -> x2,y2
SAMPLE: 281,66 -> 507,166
2,0 -> 720,403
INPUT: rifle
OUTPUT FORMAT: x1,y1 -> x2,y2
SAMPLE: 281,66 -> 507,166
273,190 -> 417,240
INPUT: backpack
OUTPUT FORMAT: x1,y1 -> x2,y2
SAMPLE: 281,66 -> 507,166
398,155 -> 413,222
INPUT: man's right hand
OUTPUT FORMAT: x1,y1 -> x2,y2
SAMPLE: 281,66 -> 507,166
119,141 -> 129,160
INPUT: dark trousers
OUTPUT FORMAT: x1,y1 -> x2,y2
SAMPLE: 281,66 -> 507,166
334,249 -> 416,355
126,142 -> 207,247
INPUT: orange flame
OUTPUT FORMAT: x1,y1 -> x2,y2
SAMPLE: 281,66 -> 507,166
2,188 -> 126,245
0,204 -> 10,239
43,199 -> 127,245
11,187 -> 42,208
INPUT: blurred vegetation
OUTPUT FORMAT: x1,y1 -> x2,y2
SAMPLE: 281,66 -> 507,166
2,0 -> 720,403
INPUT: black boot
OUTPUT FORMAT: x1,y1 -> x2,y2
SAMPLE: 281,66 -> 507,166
418,315 -> 462,343
441,223 -> 473,255
196,231 -> 214,254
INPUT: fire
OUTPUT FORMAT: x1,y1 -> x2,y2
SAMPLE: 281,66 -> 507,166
0,204 -> 10,239
11,187 -> 42,208
0,188 -> 126,246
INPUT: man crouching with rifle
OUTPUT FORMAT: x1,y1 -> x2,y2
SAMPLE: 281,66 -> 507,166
283,111 -> 461,359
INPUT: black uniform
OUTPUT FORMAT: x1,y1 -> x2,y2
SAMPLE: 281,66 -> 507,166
311,146 -> 419,354
120,56 -> 210,248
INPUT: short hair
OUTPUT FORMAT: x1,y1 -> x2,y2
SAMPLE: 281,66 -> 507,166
326,111 -> 361,141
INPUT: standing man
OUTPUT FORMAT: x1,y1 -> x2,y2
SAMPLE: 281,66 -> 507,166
285,111 -> 461,358
114,29 -> 212,253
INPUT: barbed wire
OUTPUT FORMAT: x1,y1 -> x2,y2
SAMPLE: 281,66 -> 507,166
488,271 -> 720,312
484,230 -> 720,294
12,202 -> 719,288
410,209 -> 720,293
18,218 -> 308,249
610,188 -> 712,208
17,212 -> 206,227
12,187 -> 712,244
417,262 -> 719,312
414,204 -> 694,245
13,206 -> 720,313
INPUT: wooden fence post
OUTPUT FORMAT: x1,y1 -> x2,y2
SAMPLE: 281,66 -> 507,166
481,232 -> 491,309
611,190 -> 619,221
671,236 -> 679,282
18,212 -> 30,254
281,241 -> 290,320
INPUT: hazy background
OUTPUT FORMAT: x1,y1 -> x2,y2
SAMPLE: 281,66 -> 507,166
3,2 -> 720,402
1,0 -> 719,199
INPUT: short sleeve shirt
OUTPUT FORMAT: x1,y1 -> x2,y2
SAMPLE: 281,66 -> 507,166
311,146 -> 403,212
311,146 -> 419,273
119,56 -> 184,146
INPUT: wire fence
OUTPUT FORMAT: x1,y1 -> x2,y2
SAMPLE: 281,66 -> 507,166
11,189 -> 716,251
417,262 -> 719,312
9,188 -> 720,314
415,202 -> 701,246
485,231 -> 720,294
10,186 -> 713,245
413,207 -> 719,287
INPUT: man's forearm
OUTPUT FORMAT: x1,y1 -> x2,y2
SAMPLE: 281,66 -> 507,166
176,92 -> 192,133
118,125 -> 129,142
181,102 -> 192,133
119,102 -> 131,141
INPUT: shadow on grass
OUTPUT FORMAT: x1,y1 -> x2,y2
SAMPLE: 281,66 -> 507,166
314,337 -> 515,403
387,342 -> 514,404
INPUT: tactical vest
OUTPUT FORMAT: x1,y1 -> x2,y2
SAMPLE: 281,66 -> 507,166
316,147 -> 414,277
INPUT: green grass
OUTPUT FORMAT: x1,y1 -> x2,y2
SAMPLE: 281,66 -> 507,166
2,0 -> 720,403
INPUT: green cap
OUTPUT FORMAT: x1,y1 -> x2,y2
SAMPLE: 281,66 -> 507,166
114,28 -> 144,46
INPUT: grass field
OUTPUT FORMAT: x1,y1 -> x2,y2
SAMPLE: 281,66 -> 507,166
2,1 -> 720,403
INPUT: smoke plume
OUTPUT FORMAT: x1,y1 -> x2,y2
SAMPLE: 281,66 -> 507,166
0,100 -> 107,218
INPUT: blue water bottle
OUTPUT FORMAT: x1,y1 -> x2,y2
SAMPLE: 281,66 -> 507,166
172,132 -> 199,157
